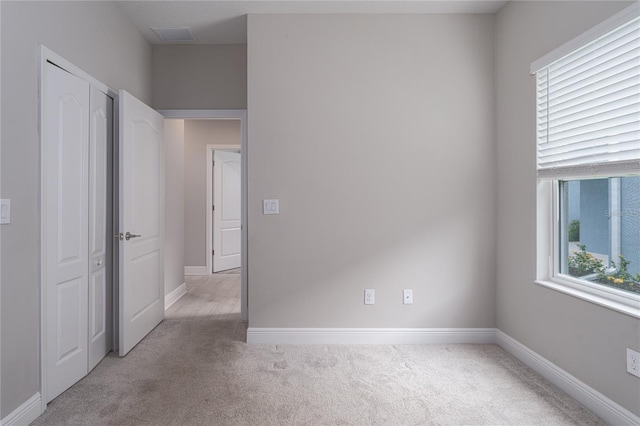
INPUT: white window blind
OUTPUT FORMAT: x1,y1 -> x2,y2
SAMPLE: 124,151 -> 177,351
534,12 -> 640,179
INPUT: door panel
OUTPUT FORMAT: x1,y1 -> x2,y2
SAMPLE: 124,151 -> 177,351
44,62 -> 90,402
88,87 -> 113,371
213,150 -> 241,272
118,90 -> 165,356
56,278 -> 83,361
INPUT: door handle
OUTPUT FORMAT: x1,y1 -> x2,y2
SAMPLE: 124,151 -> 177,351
125,232 -> 141,241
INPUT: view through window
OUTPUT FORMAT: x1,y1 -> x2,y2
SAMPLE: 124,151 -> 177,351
560,177 -> 640,295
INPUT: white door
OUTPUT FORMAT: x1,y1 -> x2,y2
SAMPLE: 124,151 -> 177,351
213,150 -> 241,272
44,62 -> 90,402
88,87 -> 113,371
118,90 -> 165,356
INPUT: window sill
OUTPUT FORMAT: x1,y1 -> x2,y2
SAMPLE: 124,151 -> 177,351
535,279 -> 640,319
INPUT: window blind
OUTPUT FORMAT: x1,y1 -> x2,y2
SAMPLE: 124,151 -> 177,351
534,14 -> 640,179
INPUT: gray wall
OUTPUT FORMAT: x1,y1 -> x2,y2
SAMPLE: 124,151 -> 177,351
247,14 -> 496,328
0,1 -> 152,417
184,120 -> 241,267
152,45 -> 247,110
164,120 -> 185,295
495,0 -> 640,416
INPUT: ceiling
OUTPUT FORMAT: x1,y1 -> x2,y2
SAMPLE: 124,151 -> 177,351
116,1 -> 508,45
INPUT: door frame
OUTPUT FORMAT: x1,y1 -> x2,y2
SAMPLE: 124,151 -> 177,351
159,110 -> 248,322
206,144 -> 241,275
39,46 -> 118,410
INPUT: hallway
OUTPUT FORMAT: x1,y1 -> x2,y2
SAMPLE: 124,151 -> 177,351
168,270 -> 242,320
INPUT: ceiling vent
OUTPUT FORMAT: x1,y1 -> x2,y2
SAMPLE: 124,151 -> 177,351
151,27 -> 195,43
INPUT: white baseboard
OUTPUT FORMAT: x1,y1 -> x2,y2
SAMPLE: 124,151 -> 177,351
184,266 -> 207,276
1,392 -> 42,426
496,330 -> 640,426
165,282 -> 187,310
246,327 -> 497,345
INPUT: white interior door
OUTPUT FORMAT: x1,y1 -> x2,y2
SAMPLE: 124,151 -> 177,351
213,150 -> 241,272
44,62 -> 90,402
88,87 -> 113,371
118,90 -> 165,356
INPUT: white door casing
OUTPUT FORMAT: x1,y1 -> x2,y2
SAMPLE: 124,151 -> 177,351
88,86 -> 113,371
213,150 -> 241,272
44,62 -> 90,402
118,90 -> 165,356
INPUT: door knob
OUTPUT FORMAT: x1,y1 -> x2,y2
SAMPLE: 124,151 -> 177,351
125,232 -> 141,241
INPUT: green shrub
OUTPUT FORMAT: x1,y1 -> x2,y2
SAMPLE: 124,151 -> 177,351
568,243 -> 604,276
568,219 -> 580,242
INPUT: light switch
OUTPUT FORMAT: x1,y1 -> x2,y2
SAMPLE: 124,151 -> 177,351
0,199 -> 10,224
263,199 -> 279,215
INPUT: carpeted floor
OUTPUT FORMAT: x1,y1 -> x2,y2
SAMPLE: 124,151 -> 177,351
33,273 -> 603,425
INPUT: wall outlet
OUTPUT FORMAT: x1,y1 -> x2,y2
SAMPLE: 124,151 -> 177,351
627,348 -> 640,378
364,289 -> 375,305
403,289 -> 413,304
0,199 -> 10,224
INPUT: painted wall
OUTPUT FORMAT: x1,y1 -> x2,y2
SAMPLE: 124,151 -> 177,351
0,1 -> 152,418
247,14 -> 496,328
184,120 -> 242,267
152,45 -> 247,110
495,0 -> 640,416
164,120 -> 185,295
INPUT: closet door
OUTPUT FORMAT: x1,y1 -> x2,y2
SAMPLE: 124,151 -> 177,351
44,62 -> 90,402
88,87 -> 113,371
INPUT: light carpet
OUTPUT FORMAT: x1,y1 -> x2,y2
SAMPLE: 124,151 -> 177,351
32,318 -> 603,425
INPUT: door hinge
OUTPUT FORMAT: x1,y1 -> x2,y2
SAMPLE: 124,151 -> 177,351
212,250 -> 215,255
212,205 -> 215,211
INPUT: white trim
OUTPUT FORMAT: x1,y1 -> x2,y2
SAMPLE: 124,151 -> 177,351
537,161 -> 640,180
41,46 -> 116,99
246,328 -> 497,345
496,331 -> 640,426
0,393 -> 42,426
165,282 -> 187,310
206,144 -> 241,276
184,266 -> 208,276
530,2 -> 640,73
159,109 -> 248,322
158,109 -> 245,119
535,279 -> 640,319
536,179 -> 640,318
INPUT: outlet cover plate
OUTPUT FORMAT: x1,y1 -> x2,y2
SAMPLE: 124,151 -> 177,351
364,289 -> 375,305
0,199 -> 10,224
403,289 -> 413,304
627,348 -> 640,378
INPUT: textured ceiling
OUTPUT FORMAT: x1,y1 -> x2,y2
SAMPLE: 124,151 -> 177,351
116,1 -> 508,45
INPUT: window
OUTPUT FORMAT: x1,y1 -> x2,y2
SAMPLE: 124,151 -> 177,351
533,3 -> 640,317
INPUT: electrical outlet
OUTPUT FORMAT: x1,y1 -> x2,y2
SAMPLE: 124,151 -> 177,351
627,348 -> 640,378
364,289 -> 375,305
403,289 -> 413,304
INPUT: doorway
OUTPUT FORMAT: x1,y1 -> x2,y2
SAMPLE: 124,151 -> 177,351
207,145 -> 241,273
160,110 -> 248,322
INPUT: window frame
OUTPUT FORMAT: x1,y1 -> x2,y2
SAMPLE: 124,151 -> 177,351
536,179 -> 640,318
533,2 -> 640,318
